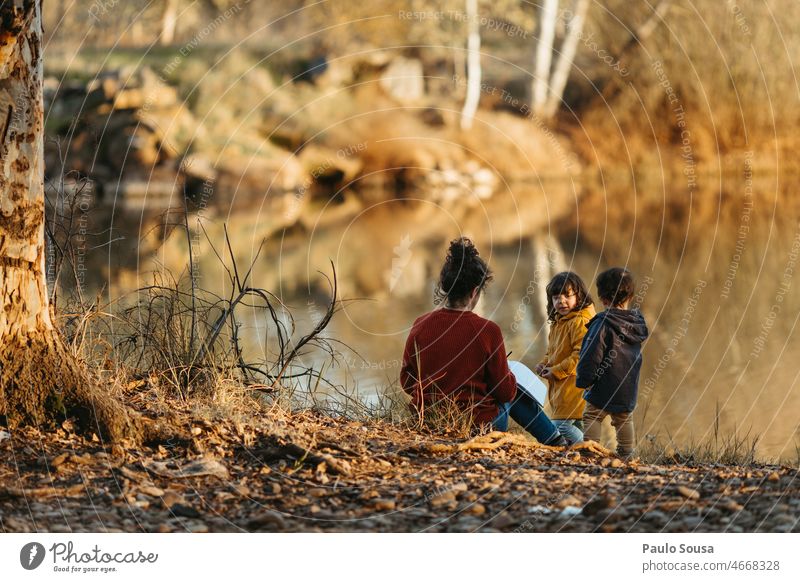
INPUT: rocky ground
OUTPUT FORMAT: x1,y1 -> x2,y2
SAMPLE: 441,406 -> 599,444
1,410 -> 798,533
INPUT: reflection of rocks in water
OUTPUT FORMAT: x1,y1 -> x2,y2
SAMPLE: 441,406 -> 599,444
267,180 -> 579,300
139,180 -> 578,307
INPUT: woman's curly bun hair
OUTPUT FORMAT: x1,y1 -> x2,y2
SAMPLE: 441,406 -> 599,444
434,237 -> 493,305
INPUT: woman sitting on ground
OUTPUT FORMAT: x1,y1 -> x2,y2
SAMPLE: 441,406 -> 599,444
399,237 -> 567,446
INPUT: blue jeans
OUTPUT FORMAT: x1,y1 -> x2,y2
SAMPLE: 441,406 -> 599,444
552,419 -> 584,445
493,387 -> 562,445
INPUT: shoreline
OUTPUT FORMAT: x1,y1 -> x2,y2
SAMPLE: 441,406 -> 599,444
2,409 -> 797,533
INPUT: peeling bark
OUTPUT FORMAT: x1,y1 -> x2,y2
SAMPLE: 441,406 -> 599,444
0,1 -> 144,441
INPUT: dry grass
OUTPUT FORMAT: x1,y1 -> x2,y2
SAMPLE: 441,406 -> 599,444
638,402 -> 763,466
638,431 -> 762,466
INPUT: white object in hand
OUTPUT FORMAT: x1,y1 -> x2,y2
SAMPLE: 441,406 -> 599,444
508,360 -> 548,406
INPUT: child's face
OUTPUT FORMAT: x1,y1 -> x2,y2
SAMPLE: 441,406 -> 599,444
552,287 -> 578,316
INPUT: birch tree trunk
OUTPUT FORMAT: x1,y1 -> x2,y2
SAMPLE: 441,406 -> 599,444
543,0 -> 590,118
0,0 -> 141,440
160,0 -> 179,46
460,0 -> 481,130
532,0 -> 558,116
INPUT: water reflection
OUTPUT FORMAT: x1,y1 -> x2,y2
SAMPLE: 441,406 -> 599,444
79,173 -> 800,459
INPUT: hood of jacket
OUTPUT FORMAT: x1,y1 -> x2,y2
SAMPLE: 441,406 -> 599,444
592,308 -> 649,344
556,304 -> 596,323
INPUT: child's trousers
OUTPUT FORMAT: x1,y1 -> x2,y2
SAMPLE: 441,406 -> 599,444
582,402 -> 635,457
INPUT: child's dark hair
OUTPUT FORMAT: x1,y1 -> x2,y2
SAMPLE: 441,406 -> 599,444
596,267 -> 636,307
545,271 -> 594,322
434,237 -> 493,306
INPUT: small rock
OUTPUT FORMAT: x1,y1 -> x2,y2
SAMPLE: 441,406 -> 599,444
557,506 -> 583,519
429,491 -> 456,507
230,484 -> 250,497
170,504 -> 201,518
642,510 -> 669,525
677,486 -> 700,500
721,499 -> 743,512
247,511 -> 286,531
596,507 -> 628,523
490,512 -> 516,529
161,491 -> 185,508
767,472 -> 780,483
556,495 -> 582,509
186,522 -> 209,533
682,516 -> 704,528
139,486 -> 165,497
610,458 -> 624,468
308,487 -> 327,498
372,499 -> 396,511
465,503 -> 486,516
582,495 -> 616,517
267,483 -> 281,495
51,453 -> 69,467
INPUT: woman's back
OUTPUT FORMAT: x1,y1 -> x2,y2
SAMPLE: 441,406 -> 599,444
400,307 -> 516,425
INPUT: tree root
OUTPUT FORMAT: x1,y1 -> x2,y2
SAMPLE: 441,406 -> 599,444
0,333 -> 180,445
0,483 -> 86,499
253,441 -> 353,476
422,432 -> 615,457
568,440 -> 613,457
424,431 -> 564,454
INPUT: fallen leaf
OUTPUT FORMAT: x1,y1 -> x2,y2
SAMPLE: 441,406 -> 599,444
145,458 -> 229,480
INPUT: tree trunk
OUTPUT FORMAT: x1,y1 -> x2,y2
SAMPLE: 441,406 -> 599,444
0,1 -> 142,441
543,0 -> 590,119
460,0 -> 481,130
160,0 -> 179,46
532,0 -> 558,115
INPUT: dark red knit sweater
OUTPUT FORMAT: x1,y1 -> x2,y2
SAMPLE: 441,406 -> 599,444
400,308 -> 517,425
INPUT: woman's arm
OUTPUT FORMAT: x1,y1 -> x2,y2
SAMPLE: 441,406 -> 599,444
400,334 -> 420,396
484,323 -> 517,403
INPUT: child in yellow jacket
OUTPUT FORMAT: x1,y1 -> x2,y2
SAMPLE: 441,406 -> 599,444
535,272 -> 596,444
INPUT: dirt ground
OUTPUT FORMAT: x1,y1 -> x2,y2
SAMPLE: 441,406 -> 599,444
1,410 -> 798,533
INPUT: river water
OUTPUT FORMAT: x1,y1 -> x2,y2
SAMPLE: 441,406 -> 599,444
91,171 -> 800,460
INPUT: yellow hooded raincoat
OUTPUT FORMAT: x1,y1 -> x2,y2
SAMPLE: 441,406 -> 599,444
537,304 -> 596,420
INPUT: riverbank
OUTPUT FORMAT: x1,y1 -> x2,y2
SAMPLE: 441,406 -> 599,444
2,406 -> 797,533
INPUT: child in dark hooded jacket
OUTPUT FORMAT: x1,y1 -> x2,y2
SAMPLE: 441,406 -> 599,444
576,267 -> 649,458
